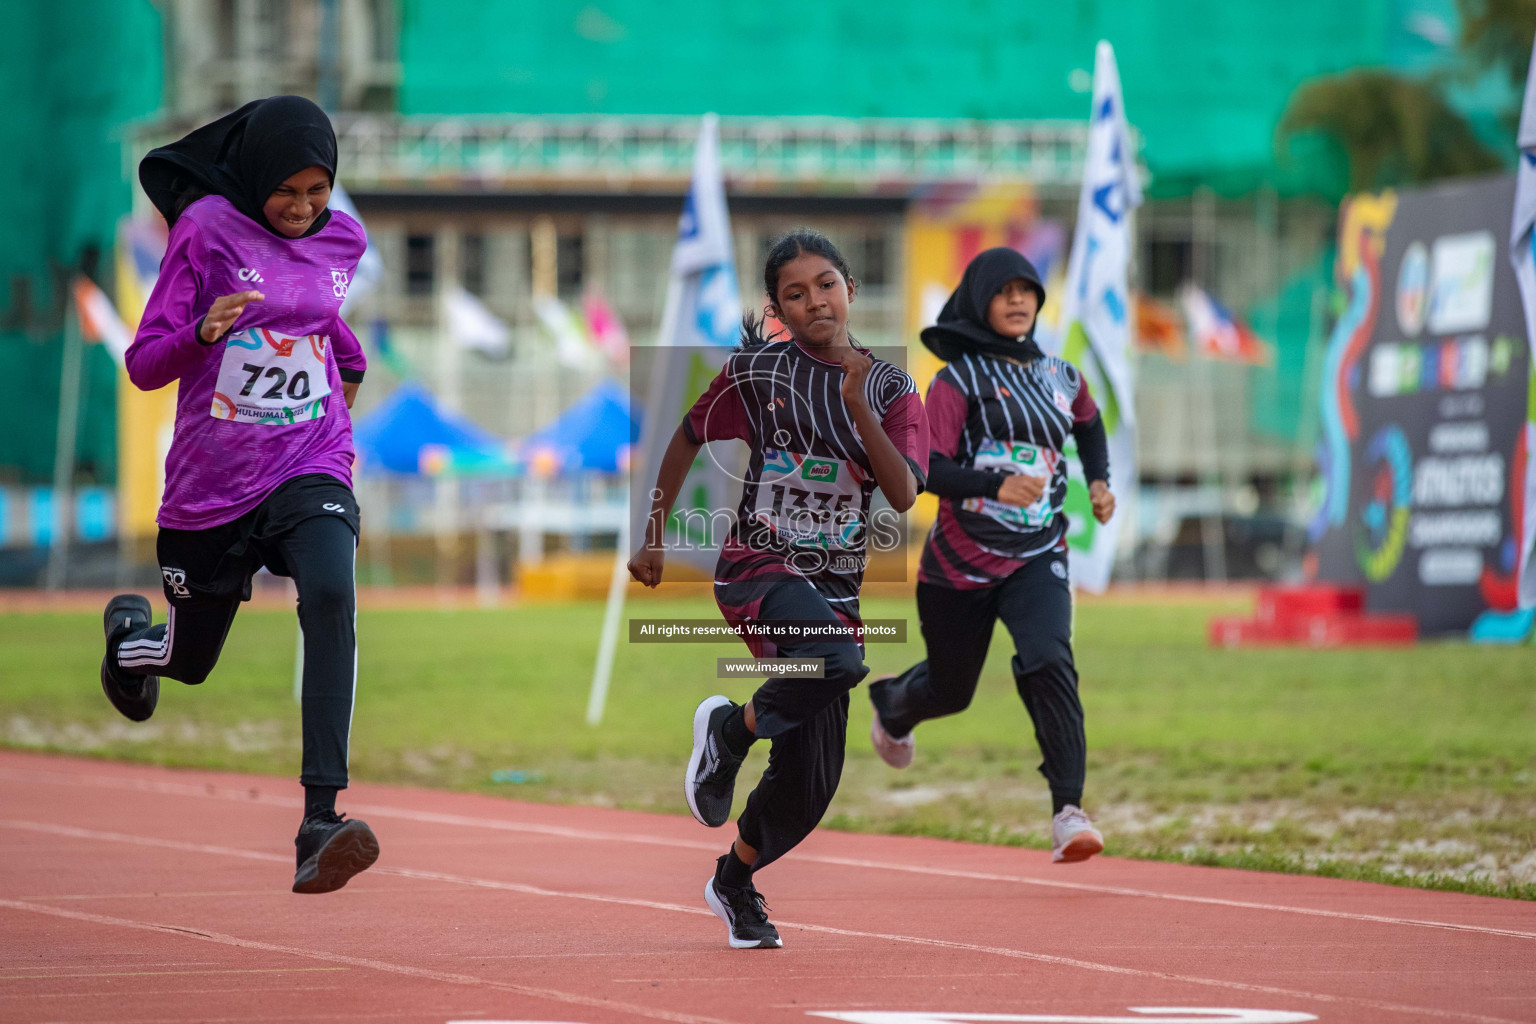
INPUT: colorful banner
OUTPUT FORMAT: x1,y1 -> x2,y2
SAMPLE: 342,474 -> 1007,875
1508,36 -> 1536,614
1051,40 -> 1143,593
1312,176 -> 1532,638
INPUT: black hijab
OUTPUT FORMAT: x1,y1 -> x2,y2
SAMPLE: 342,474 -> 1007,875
920,247 -> 1047,364
139,95 -> 338,236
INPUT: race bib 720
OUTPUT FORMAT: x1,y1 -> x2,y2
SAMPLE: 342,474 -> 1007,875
211,327 -> 332,425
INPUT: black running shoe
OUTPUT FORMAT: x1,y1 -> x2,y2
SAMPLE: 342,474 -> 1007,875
704,856 -> 782,949
292,811 -> 380,894
685,695 -> 744,827
100,594 -> 159,723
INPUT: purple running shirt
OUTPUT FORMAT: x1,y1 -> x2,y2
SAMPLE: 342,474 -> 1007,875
127,195 -> 368,530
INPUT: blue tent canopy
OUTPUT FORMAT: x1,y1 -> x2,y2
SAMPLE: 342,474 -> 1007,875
522,379 -> 639,474
352,382 -> 513,476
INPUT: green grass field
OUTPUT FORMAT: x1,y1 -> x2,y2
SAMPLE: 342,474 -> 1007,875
3,592 -> 1534,898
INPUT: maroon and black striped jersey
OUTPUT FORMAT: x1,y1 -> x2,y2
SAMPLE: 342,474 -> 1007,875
681,340 -> 929,616
920,352 -> 1098,589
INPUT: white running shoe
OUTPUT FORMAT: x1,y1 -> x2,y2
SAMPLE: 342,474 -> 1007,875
1051,804 -> 1104,863
867,676 -> 914,769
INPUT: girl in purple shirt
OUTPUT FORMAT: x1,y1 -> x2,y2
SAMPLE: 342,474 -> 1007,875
100,96 -> 378,895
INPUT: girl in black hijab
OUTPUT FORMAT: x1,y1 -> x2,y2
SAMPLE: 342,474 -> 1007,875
869,246 -> 1117,863
102,96 -> 377,895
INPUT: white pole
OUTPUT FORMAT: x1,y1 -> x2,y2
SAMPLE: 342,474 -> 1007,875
585,511 -> 629,726
585,272 -> 685,726
45,303 -> 85,591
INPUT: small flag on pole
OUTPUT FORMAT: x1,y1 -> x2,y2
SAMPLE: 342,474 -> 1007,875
1179,283 -> 1272,365
445,285 -> 511,357
1133,292 -> 1186,361
72,277 -> 132,367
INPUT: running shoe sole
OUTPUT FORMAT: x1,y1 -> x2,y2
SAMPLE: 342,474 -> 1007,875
704,877 -> 782,949
101,595 -> 159,723
684,694 -> 733,827
292,820 -> 380,894
1052,829 -> 1104,863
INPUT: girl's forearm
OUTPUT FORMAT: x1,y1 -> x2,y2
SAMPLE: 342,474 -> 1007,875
644,424 -> 704,547
851,403 -> 917,512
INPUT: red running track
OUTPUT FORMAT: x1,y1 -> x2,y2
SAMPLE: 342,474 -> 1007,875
1,750 -> 1533,1024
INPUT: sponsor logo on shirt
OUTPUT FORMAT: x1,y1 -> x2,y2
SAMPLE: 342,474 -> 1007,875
802,459 -> 839,482
237,268 -> 264,284
161,567 -> 190,597
331,269 -> 350,300
1053,390 -> 1071,414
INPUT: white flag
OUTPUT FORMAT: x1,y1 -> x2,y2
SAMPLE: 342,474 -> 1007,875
445,285 -> 510,356
1508,34 -> 1536,610
534,295 -> 603,369
1049,40 -> 1142,593
631,113 -> 743,573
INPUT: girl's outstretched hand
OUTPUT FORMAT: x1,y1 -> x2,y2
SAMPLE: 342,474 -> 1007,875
627,546 -> 666,588
839,349 -> 873,408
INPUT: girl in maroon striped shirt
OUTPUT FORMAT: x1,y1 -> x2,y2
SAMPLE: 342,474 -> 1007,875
629,230 -> 928,947
868,247 -> 1116,864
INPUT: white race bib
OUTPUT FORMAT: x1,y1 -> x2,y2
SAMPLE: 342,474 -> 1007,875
211,327 -> 332,425
961,439 -> 1060,529
749,449 -> 867,550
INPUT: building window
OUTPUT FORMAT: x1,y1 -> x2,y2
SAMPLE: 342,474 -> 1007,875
461,233 -> 486,296
1146,236 -> 1192,298
857,234 -> 889,288
406,233 -> 435,296
556,232 -> 584,300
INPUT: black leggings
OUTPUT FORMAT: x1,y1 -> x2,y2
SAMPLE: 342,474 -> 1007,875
873,553 -> 1085,807
114,513 -> 357,790
720,577 -> 870,871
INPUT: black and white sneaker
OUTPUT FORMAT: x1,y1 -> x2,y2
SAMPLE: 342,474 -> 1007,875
292,811 -> 380,894
704,857 -> 782,949
100,594 -> 159,723
685,695 -> 744,827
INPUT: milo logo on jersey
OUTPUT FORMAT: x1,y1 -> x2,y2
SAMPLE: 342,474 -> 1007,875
801,458 -> 839,483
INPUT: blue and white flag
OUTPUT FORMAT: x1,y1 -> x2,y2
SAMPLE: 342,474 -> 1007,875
631,114 -> 743,572
1508,36 -> 1536,610
1051,40 -> 1142,592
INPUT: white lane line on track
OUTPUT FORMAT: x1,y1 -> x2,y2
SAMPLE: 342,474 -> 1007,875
0,897 -> 736,1024
2,819 -> 1530,1024
4,764 -> 1535,943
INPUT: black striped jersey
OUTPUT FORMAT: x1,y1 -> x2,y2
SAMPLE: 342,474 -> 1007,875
920,351 -> 1098,589
682,339 -> 929,617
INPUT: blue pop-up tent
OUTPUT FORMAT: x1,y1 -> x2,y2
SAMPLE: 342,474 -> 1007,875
352,382 -> 514,476
521,379 -> 639,474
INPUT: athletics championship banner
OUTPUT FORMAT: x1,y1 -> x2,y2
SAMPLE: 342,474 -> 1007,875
1311,175 -> 1532,638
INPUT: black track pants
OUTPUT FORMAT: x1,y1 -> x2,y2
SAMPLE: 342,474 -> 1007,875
726,578 -> 869,871
873,552 -> 1085,806
113,478 -> 359,790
